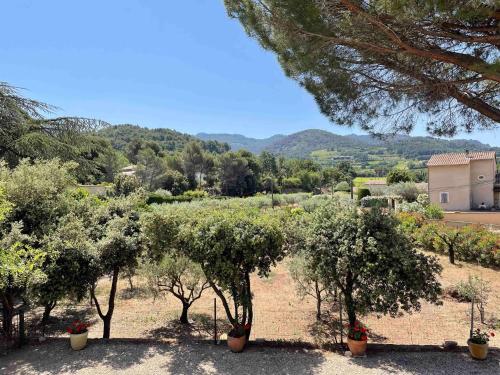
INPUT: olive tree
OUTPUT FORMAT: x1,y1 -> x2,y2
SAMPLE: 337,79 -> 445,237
90,195 -> 144,338
181,209 -> 284,337
306,200 -> 442,326
141,255 -> 209,324
288,253 -> 330,321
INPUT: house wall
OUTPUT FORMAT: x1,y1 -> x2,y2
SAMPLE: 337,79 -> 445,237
469,159 -> 495,209
428,164 -> 471,210
443,212 -> 500,226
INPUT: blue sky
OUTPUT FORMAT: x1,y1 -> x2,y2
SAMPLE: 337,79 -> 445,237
3,0 -> 499,145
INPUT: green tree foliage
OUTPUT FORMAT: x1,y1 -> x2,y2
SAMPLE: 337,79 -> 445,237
113,174 -> 141,196
357,187 -> 371,202
224,2 -> 499,135
136,147 -> 166,190
0,82 -> 111,181
89,195 -> 145,338
219,151 -> 260,196
334,181 -> 350,192
157,169 -> 190,196
0,243 -> 46,337
35,216 -> 99,327
415,223 -> 499,267
0,159 -> 77,236
386,167 -> 415,185
141,254 -> 209,324
305,200 -> 442,326
180,209 -> 284,336
388,182 -> 421,202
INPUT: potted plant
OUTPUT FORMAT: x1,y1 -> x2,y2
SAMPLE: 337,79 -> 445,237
66,320 -> 89,350
467,329 -> 494,360
347,321 -> 369,357
227,325 -> 246,353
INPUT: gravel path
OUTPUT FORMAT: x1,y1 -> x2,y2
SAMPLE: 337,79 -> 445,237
1,340 -> 499,375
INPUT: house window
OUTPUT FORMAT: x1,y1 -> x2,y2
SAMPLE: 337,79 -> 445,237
440,192 -> 449,204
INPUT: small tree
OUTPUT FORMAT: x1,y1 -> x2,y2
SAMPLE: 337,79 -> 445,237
142,254 -> 209,324
0,243 -> 46,337
306,200 -> 442,326
386,167 -> 414,185
90,196 -> 144,338
334,181 -> 350,192
113,174 -> 141,196
288,253 -> 329,321
35,216 -> 98,328
181,209 -> 284,338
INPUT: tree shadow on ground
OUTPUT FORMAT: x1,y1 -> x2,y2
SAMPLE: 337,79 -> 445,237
145,313 -> 231,342
347,349 -> 500,375
27,305 -> 98,337
118,286 -> 151,300
308,312 -> 388,347
2,339 -> 327,375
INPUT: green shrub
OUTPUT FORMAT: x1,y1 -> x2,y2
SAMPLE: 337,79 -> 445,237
396,212 -> 425,233
360,196 -> 389,208
182,190 -> 208,198
424,204 -> 444,219
388,182 -> 421,202
147,193 -> 194,205
357,187 -> 370,202
416,223 -> 500,267
334,181 -> 350,192
283,177 -> 301,190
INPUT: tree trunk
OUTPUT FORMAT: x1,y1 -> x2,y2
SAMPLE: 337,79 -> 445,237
1,293 -> 14,338
180,302 -> 190,324
449,244 -> 455,264
127,275 -> 134,291
103,316 -> 111,339
41,301 -> 57,334
315,280 -> 322,321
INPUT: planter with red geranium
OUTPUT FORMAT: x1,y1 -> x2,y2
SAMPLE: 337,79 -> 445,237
467,329 -> 494,360
347,321 -> 368,357
66,320 -> 89,350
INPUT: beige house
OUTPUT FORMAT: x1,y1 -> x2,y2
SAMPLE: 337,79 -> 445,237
427,151 -> 498,211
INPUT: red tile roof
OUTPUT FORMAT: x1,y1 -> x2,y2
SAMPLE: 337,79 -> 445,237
427,151 -> 496,166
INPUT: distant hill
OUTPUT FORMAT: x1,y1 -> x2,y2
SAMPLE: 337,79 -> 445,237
99,125 -> 229,154
197,129 -> 496,160
196,129 -> 498,174
196,133 -> 286,154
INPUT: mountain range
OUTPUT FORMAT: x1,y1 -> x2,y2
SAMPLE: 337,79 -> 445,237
196,129 -> 496,161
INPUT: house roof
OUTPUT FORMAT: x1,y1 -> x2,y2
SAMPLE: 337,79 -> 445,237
427,151 -> 496,167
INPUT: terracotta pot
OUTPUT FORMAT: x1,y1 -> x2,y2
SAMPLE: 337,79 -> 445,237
70,331 -> 88,351
467,340 -> 488,360
227,334 -> 246,353
347,338 -> 367,357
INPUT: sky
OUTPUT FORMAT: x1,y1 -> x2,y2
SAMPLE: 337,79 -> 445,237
2,0 -> 499,145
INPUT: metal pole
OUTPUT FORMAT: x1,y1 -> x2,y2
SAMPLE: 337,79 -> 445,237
339,293 -> 343,346
214,298 -> 217,344
469,296 -> 474,340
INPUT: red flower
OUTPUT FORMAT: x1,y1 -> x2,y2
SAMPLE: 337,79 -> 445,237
491,332 -> 495,337
66,328 -> 73,334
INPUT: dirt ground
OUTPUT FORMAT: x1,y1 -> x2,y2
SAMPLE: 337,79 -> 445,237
33,252 -> 499,348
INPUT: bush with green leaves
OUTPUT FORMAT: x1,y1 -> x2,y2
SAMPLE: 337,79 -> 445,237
180,209 -> 284,337
89,194 -> 145,338
304,200 -> 442,326
386,167 -> 415,185
415,223 -> 499,267
334,181 -> 350,192
447,276 -> 490,323
388,182 -> 421,202
0,243 -> 47,337
113,174 -> 141,196
357,188 -> 370,202
360,196 -> 389,208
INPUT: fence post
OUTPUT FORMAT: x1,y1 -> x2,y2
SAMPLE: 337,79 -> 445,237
213,298 -> 217,344
339,293 -> 343,346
